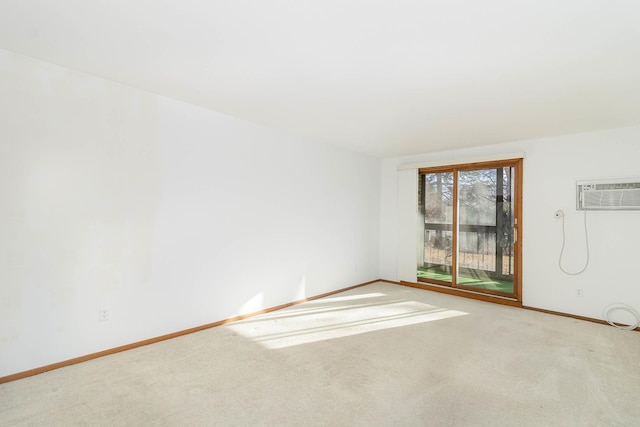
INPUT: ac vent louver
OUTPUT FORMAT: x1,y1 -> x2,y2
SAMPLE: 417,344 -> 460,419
577,179 -> 640,211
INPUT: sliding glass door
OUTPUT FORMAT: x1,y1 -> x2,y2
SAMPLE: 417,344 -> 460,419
418,171 -> 454,284
418,159 -> 521,299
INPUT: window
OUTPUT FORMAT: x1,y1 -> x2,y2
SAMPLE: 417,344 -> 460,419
417,159 -> 522,300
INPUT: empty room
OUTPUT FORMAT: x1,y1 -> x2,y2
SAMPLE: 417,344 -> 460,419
1,1 -> 640,425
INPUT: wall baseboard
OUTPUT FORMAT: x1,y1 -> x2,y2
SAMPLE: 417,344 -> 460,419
387,279 -> 639,331
377,279 -> 402,285
0,279 -> 379,385
4,278 -> 635,384
522,305 -> 640,332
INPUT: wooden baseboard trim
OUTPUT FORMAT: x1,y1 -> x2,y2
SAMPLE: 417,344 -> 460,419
0,279 -> 380,385
522,305 -> 640,331
385,280 -> 637,331
397,280 -> 522,307
377,279 -> 402,285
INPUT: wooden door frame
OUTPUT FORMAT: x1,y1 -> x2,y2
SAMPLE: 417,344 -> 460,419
417,158 -> 523,303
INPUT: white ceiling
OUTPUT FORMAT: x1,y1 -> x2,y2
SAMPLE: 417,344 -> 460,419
1,1 -> 639,157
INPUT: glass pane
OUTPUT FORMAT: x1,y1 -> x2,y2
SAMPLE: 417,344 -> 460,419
458,169 -> 496,226
457,167 -> 514,293
424,172 -> 453,224
418,172 -> 454,283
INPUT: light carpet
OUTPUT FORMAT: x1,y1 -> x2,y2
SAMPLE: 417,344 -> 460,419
2,282 -> 640,426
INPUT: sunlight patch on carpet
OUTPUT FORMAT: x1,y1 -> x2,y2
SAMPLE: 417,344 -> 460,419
226,298 -> 468,349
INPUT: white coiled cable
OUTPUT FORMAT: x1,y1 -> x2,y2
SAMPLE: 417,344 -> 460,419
603,303 -> 640,331
558,211 -> 589,275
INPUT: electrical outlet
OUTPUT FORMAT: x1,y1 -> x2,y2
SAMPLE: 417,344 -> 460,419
576,288 -> 584,298
554,210 -> 564,219
98,308 -> 110,322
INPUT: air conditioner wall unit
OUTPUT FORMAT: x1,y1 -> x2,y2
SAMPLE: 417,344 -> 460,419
576,178 -> 640,211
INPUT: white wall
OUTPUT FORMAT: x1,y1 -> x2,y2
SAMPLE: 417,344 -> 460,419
380,126 -> 640,322
0,50 -> 380,377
